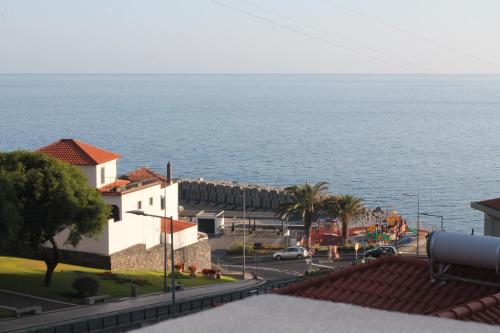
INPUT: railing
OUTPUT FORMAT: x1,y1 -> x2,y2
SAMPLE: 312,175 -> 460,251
9,278 -> 301,333
397,246 -> 428,257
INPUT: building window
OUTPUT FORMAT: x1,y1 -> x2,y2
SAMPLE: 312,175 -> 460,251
100,166 -> 105,185
160,195 -> 165,210
110,205 -> 121,222
137,201 -> 142,210
149,197 -> 153,206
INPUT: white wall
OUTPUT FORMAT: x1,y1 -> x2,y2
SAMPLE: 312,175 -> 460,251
78,160 -> 117,188
164,225 -> 198,250
96,160 -> 118,187
47,220 -> 110,255
164,182 -> 179,220
47,182 -> 180,256
108,183 -> 178,254
80,165 -> 98,188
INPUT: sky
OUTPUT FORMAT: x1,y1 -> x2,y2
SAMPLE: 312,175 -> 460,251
1,0 -> 499,74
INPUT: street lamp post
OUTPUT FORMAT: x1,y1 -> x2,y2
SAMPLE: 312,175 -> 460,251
242,187 -> 246,278
420,212 -> 444,231
126,210 -> 176,315
402,193 -> 420,256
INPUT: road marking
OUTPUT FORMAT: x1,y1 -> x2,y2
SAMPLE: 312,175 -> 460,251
0,289 -> 76,306
311,263 -> 336,269
223,264 -> 298,275
0,305 -> 16,310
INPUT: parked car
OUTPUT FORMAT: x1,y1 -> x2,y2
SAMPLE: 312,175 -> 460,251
273,247 -> 309,260
364,246 -> 400,259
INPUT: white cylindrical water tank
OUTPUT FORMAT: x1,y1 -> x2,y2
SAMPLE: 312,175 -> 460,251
427,231 -> 500,271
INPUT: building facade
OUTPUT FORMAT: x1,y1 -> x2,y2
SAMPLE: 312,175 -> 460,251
38,139 -> 210,270
471,198 -> 500,237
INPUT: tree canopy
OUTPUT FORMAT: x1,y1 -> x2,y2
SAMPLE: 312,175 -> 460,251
0,151 -> 110,286
277,181 -> 329,248
325,194 -> 365,242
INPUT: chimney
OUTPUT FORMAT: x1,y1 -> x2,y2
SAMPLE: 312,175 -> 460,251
166,161 -> 172,184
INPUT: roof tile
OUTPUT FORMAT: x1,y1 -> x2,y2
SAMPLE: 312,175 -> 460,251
275,255 -> 500,325
477,198 -> 500,211
120,167 -> 165,183
38,139 -> 121,165
161,219 -> 196,234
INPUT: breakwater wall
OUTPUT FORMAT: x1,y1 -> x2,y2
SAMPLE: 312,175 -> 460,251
179,179 -> 289,210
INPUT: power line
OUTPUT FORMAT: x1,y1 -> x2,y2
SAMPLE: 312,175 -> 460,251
321,0 -> 498,69
235,0 -> 437,73
208,0 -> 430,73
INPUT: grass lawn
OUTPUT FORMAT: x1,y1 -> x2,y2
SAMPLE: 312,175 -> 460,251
0,308 -> 14,319
0,256 -> 238,304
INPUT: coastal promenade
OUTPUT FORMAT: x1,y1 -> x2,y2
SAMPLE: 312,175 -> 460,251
0,279 -> 264,333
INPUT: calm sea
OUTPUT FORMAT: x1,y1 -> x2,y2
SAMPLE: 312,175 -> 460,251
1,74 -> 500,234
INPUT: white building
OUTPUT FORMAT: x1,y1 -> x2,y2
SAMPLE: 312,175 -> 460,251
471,198 -> 500,237
38,139 -> 209,270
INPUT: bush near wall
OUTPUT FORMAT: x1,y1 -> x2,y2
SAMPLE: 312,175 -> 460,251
226,242 -> 254,255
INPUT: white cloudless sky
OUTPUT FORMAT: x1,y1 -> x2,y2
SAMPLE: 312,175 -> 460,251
1,0 -> 499,73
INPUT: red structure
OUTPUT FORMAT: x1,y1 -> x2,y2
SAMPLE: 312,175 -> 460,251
275,255 -> 500,325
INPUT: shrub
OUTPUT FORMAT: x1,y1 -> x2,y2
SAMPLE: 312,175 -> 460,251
188,265 -> 197,271
227,242 -> 253,255
98,271 -> 116,279
304,268 -> 330,277
72,276 -> 99,298
202,268 -> 216,275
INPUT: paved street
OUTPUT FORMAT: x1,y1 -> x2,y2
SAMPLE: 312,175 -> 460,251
0,289 -> 76,312
218,255 -> 353,280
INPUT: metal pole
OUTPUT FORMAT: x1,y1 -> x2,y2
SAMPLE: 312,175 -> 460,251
242,188 -> 246,278
170,216 -> 176,317
164,224 -> 167,292
416,195 -> 420,257
441,216 -> 444,231
163,179 -> 168,293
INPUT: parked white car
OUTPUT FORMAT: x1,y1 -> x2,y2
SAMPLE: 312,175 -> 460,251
273,247 -> 309,260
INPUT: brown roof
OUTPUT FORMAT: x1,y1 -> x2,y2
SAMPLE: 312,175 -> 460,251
161,219 -> 196,233
38,139 -> 121,165
437,293 -> 500,325
275,256 -> 500,325
98,179 -> 130,193
477,198 -> 500,212
120,167 -> 165,183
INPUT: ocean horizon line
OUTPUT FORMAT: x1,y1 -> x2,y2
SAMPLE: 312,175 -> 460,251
1,72 -> 500,76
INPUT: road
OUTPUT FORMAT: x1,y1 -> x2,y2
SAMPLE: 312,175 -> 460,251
217,254 -> 354,280
0,289 -> 76,312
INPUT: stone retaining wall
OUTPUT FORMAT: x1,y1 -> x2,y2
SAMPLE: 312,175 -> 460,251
55,240 -> 211,272
110,239 -> 211,271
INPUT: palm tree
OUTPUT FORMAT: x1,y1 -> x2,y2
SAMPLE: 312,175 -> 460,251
325,194 -> 365,242
276,181 -> 329,249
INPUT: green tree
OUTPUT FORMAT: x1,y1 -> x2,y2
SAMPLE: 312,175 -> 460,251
0,171 -> 22,251
276,182 -> 329,248
325,194 -> 365,242
0,151 -> 110,286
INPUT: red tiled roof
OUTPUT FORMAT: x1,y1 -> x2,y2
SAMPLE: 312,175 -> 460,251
477,198 -> 500,212
120,167 -> 165,183
275,256 -> 500,325
437,293 -> 500,325
161,219 -> 196,233
38,139 -> 121,165
98,179 -> 130,193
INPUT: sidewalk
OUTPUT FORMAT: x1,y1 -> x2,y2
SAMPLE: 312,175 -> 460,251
0,279 -> 263,332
